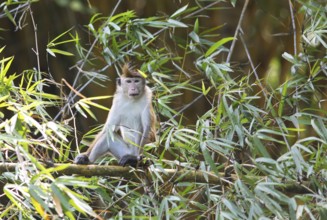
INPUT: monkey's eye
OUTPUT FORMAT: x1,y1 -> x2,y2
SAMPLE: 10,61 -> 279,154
134,79 -> 140,83
126,79 -> 132,83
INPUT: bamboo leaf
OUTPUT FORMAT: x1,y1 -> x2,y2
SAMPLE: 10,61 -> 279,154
311,118 -> 327,142
4,7 -> 17,26
194,18 -> 199,33
278,81 -> 288,116
200,142 -> 220,176
170,4 -> 188,18
253,135 -> 271,158
282,52 -> 295,63
47,49 -> 74,56
137,69 -> 148,78
201,80 -> 211,95
205,37 -> 234,57
167,19 -> 188,28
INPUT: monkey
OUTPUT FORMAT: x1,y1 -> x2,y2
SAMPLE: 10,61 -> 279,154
74,64 -> 156,167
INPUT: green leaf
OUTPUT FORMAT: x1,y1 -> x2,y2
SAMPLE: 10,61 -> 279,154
75,103 -> 87,118
46,121 -> 68,142
201,81 -> 211,95
0,55 -> 14,81
253,135 -> 271,158
83,100 -> 110,111
29,185 -> 51,214
167,19 -> 188,28
55,176 -> 98,189
137,69 -> 148,78
153,75 -> 172,93
3,185 -> 26,212
47,49 -> 74,56
200,142 -> 220,176
51,184 -> 72,211
311,118 -> 327,142
170,4 -> 188,18
0,46 -> 5,53
4,7 -> 17,26
46,48 -> 56,57
278,82 -> 288,116
77,101 -> 97,120
31,92 -> 61,100
282,52 -> 295,63
66,189 -> 96,217
108,22 -> 121,31
194,18 -> 199,33
205,37 -> 234,57
214,100 -> 224,125
231,0 -> 237,7
222,198 -> 246,219
47,27 -> 74,46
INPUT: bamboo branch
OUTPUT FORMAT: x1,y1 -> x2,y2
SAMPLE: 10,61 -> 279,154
226,0 -> 250,63
0,163 -> 224,182
0,163 -> 313,194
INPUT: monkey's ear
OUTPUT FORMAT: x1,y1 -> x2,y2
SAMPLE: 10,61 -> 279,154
116,77 -> 121,86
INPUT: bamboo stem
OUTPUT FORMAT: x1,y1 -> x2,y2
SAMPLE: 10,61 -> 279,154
0,162 -> 313,194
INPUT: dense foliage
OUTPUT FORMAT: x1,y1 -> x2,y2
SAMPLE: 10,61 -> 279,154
0,0 -> 326,219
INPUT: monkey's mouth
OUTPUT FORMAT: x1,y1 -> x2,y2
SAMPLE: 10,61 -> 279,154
129,93 -> 139,97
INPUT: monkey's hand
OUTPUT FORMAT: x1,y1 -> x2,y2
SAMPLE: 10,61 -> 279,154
74,153 -> 90,165
119,155 -> 139,167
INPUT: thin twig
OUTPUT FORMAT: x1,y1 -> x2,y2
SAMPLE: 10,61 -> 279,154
28,7 -> 41,82
184,1 -> 221,19
226,0 -> 250,63
68,104 -> 80,152
0,2 -> 29,19
288,0 -> 300,138
62,78 -> 87,99
238,29 -> 267,100
288,0 -> 297,55
163,93 -> 205,126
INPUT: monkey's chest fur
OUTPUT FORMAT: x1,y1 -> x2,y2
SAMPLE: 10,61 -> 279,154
117,98 -> 148,146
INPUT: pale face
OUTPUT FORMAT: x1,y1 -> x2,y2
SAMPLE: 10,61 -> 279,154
120,77 -> 145,98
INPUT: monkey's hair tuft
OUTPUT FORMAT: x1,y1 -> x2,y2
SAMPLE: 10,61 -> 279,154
122,63 -> 143,78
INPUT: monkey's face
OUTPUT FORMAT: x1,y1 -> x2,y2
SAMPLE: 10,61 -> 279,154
120,77 -> 145,99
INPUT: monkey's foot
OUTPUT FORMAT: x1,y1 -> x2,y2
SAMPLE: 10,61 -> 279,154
141,158 -> 153,168
74,154 -> 90,165
119,155 -> 139,167
119,155 -> 153,168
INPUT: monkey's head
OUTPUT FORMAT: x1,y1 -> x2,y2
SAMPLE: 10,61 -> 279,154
117,64 -> 146,99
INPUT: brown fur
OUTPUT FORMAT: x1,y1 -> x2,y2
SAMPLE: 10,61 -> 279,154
149,104 -> 157,143
122,63 -> 143,78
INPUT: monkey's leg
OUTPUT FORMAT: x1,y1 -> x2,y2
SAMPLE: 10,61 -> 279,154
74,132 -> 140,165
110,135 -> 141,167
74,132 -> 116,165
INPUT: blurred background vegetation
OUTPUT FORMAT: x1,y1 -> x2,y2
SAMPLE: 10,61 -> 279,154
1,0 -> 315,126
0,0 -> 326,219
